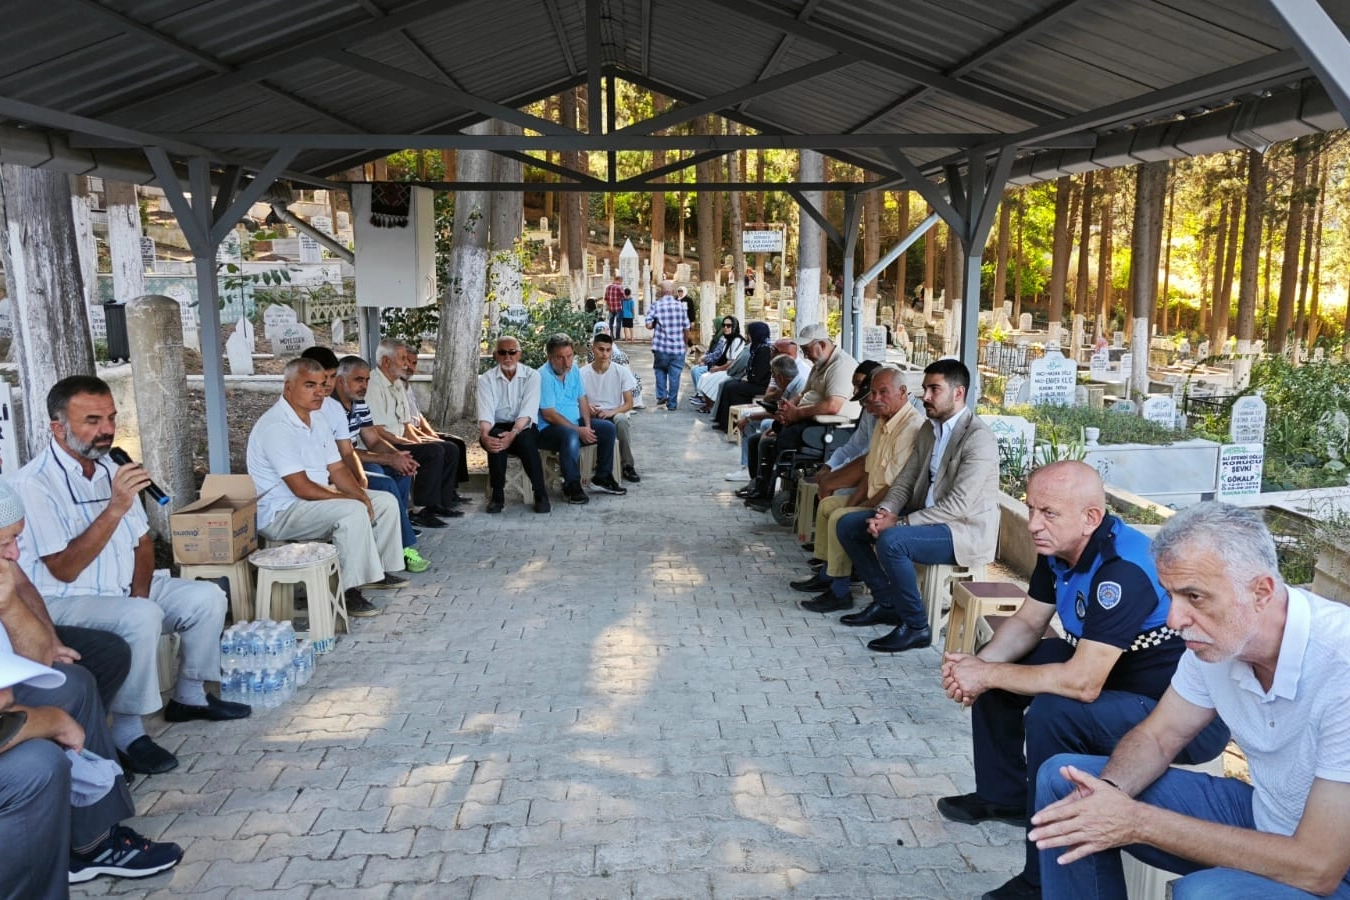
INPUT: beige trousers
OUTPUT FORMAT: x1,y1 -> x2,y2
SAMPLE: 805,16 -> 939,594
815,493 -> 868,578
261,492 -> 404,588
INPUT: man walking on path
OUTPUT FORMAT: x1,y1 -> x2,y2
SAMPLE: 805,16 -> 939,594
645,279 -> 692,411
604,273 -> 625,338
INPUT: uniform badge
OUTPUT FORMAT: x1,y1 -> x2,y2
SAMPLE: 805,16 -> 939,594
1097,581 -> 1123,610
1074,592 -> 1087,620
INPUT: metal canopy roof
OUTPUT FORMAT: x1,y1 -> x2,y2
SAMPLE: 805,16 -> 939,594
1,0 -> 1347,192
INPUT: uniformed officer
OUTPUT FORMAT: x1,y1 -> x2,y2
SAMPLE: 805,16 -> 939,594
936,461 -> 1231,900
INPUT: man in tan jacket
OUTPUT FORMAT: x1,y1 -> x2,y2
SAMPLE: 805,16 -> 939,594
836,359 -> 1000,653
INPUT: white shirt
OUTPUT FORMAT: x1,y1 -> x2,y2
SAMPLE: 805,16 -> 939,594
319,397 -> 351,444
924,406 -> 968,508
579,363 -> 637,412
1172,587 -> 1350,836
247,398 -> 342,530
476,365 -> 542,426
365,367 -> 409,433
12,443 -> 149,599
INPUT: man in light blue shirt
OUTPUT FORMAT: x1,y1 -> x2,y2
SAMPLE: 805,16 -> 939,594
536,333 -> 628,505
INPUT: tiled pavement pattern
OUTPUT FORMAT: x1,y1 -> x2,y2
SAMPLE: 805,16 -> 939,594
75,346 -> 1022,899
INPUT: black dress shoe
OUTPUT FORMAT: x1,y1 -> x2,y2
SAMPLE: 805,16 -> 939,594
117,735 -> 179,774
745,497 -> 771,512
800,590 -> 853,613
790,572 -> 832,593
839,601 -> 903,627
534,496 -> 552,513
486,499 -> 504,514
426,504 -> 460,516
867,624 -> 933,653
164,694 -> 252,723
410,511 -> 448,528
937,792 -> 1030,828
734,485 -> 758,499
806,557 -> 826,569
801,542 -> 815,553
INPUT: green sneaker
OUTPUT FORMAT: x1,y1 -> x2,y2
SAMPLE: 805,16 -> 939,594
403,547 -> 430,573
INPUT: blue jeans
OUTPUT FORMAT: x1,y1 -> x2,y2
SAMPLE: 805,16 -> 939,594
608,308 -> 622,337
652,350 -> 685,408
536,419 -> 617,485
835,510 -> 955,629
365,463 -> 416,548
1037,754 -> 1350,900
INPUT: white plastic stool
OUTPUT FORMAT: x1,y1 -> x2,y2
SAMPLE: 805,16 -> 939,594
1121,756 -> 1227,899
916,562 -> 986,635
500,456 -> 534,503
180,559 -> 255,624
728,403 -> 757,444
250,543 -> 346,654
156,633 -> 180,694
794,478 -> 820,544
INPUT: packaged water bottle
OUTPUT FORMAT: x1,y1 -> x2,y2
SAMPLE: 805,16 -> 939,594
219,627 -> 235,674
248,669 -> 265,707
219,666 -> 235,705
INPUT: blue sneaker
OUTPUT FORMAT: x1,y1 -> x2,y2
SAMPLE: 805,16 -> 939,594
69,825 -> 183,883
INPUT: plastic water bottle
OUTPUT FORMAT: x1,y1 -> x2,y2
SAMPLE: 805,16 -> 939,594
219,627 -> 236,673
247,669 -> 265,707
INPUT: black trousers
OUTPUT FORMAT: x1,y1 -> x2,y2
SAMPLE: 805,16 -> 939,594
434,432 -> 471,485
714,380 -> 763,430
752,421 -> 808,491
55,625 -> 131,711
407,440 -> 461,507
485,424 -> 548,500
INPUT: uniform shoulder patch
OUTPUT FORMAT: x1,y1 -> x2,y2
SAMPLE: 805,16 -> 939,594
1096,580 -> 1122,610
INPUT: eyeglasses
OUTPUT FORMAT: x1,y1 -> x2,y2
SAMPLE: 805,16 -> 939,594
57,450 -> 112,505
722,322 -> 734,327
495,349 -> 520,357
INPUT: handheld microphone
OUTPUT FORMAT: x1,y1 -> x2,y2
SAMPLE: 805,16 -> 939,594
108,447 -> 171,506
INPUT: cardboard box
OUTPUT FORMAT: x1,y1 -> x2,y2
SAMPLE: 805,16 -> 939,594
171,475 -> 259,565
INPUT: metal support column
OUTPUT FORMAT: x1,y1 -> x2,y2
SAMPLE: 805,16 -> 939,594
1267,0 -> 1350,127
144,146 -> 296,473
839,195 -> 862,356
852,212 -> 941,357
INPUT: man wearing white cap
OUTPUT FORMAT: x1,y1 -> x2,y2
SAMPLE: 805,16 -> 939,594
0,615 -> 182,892
12,375 -> 250,777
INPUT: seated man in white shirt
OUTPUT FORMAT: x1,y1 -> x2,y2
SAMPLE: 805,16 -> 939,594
580,332 -> 641,484
477,335 -> 550,514
12,375 -> 248,777
247,358 -> 406,617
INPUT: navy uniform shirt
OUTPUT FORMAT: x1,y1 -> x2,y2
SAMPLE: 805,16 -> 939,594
1027,515 -> 1184,699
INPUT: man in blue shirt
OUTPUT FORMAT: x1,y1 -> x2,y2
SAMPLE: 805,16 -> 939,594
939,461 -> 1229,900
536,333 -> 628,505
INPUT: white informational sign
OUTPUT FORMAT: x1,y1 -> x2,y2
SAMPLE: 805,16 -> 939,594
263,304 -> 299,340
272,323 -> 315,357
861,325 -> 887,363
742,230 -> 784,254
0,383 -> 17,476
1218,443 -> 1265,498
1141,396 -> 1178,429
1229,395 -> 1268,445
1028,353 -> 1077,406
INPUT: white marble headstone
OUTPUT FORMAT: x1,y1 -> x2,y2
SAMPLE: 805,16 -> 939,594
1112,331 -> 1124,348
1089,351 -> 1109,381
1141,396 -> 1178,429
984,415 -> 1036,463
226,318 -> 254,375
1028,352 -> 1077,406
272,323 -> 316,357
1074,385 -> 1089,407
139,235 -> 156,270
263,304 -> 299,340
1218,443 -> 1264,498
861,325 -> 887,363
1003,374 -> 1029,407
1119,352 -> 1133,377
331,317 -> 345,346
1229,395 -> 1267,445
0,299 -> 12,338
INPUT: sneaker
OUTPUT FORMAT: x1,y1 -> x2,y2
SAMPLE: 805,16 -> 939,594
367,573 -> 407,590
936,792 -> 1029,827
403,547 -> 430,573
563,481 -> 590,505
344,588 -> 380,617
592,475 -> 628,495
69,825 -> 183,883
621,466 -> 642,483
725,469 -> 748,481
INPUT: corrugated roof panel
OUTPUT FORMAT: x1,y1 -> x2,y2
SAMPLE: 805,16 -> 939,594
977,47 -> 1148,115
812,0 -> 1050,69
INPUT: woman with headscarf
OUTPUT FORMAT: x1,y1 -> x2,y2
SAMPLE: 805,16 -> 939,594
708,321 -> 773,428
689,315 -> 745,412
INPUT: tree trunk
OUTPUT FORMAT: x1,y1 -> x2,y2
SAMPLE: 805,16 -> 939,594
696,120 -> 718,340
106,181 -> 146,304
993,195 -> 1011,316
1014,201 -> 1025,321
795,150 -> 824,329
729,127 -> 746,324
1206,200 -> 1227,340
1095,171 -> 1113,338
0,164 -> 96,461
70,177 -> 99,342
1307,159 -> 1328,349
1235,149 -> 1266,350
862,189 -> 881,324
1075,172 -> 1094,318
945,223 -> 963,311
1273,139 -> 1309,354
489,121 -> 524,331
923,215 -> 937,311
1295,151 -> 1321,345
650,100 -> 666,283
429,122 -> 493,426
1129,161 -> 1168,396
1159,174 -> 1175,332
1048,176 -> 1071,327
894,190 -> 909,314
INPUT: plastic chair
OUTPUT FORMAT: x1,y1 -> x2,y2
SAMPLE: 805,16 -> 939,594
249,543 -> 346,654
179,559 -> 256,624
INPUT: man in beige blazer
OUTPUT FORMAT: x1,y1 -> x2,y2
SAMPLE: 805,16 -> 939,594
836,359 -> 1000,652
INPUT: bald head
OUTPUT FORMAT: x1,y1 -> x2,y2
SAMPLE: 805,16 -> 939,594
1025,461 -> 1107,565
660,279 -> 676,296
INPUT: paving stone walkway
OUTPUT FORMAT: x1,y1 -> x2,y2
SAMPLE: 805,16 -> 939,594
75,345 -> 1022,899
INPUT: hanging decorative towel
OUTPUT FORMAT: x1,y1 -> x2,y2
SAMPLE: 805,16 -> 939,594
369,183 -> 412,228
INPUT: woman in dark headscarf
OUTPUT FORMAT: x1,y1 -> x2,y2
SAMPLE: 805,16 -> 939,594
690,315 -> 745,411
712,320 -> 773,430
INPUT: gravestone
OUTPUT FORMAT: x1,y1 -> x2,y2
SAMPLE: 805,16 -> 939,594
1074,385 -> 1089,407
984,415 -> 1036,466
1119,352 -> 1133,377
1028,352 -> 1076,406
263,304 -> 299,340
1141,396 -> 1178,429
0,383 -> 14,477
272,323 -> 315,357
502,305 -> 529,327
619,239 -> 641,296
861,325 -> 887,362
1111,399 -> 1138,415
1229,395 -> 1268,445
1089,351 -> 1109,381
331,318 -> 345,346
1112,331 -> 1124,348
0,299 -> 12,338
299,232 -> 322,264
1218,443 -> 1264,498
674,263 -> 691,283
139,235 -> 156,270
1003,374 -> 1028,407
226,318 -> 254,375
767,320 -> 782,343
216,230 -> 243,266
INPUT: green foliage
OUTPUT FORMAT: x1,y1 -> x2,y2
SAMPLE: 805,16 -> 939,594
216,263 -> 292,313
502,298 -> 598,371
381,306 -> 441,345
1001,403 -> 1196,446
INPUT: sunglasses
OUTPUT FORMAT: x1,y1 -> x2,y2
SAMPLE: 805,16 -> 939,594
495,349 -> 520,356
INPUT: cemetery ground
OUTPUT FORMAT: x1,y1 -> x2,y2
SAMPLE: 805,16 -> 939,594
83,344 -> 1040,899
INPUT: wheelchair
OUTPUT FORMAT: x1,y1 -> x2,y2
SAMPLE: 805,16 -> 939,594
766,414 -> 856,527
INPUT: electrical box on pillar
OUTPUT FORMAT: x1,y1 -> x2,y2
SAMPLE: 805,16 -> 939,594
352,184 -> 437,309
